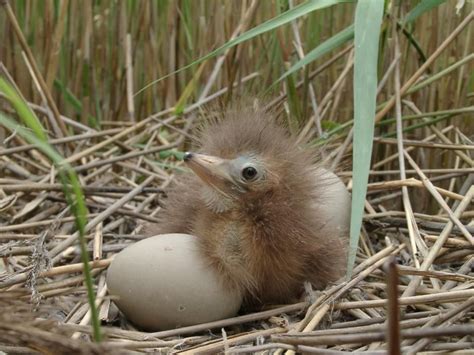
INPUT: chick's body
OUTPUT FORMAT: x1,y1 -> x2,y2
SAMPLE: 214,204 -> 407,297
146,106 -> 348,305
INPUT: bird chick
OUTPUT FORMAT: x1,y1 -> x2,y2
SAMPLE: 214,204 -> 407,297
145,105 -> 349,306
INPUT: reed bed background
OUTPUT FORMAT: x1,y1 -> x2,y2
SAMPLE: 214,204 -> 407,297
0,0 -> 473,353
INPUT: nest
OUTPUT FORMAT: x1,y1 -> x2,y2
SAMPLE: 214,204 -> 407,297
0,2 -> 473,352
1,96 -> 473,354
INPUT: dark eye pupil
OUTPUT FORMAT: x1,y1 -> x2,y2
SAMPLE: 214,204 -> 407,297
242,166 -> 257,180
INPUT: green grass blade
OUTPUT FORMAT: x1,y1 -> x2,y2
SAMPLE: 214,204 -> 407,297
0,81 -> 102,342
54,79 -> 83,112
347,0 -> 384,278
383,114 -> 453,137
0,78 -> 47,141
54,79 -> 99,128
135,0 -> 355,96
403,0 -> 446,25
274,24 -> 354,86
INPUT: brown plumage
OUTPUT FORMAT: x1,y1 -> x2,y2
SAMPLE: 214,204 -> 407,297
144,104 -> 348,306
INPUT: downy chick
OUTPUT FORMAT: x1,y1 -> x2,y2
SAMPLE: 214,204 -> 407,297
145,105 -> 349,306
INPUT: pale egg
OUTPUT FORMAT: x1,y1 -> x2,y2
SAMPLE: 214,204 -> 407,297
106,233 -> 243,331
314,168 -> 351,235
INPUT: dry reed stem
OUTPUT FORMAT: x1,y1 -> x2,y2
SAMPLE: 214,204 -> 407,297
374,11 -> 474,122
394,32 -> 425,266
403,150 -> 473,244
272,324 -> 474,346
1,1 -> 69,139
335,289 -> 474,310
373,137 -> 474,150
385,257 -> 401,355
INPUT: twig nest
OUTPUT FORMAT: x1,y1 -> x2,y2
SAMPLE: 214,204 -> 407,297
106,233 -> 243,331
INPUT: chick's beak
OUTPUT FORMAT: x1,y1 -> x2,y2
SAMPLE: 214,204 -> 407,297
183,152 -> 234,194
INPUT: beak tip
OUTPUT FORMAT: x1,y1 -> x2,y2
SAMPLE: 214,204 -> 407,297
183,152 -> 193,162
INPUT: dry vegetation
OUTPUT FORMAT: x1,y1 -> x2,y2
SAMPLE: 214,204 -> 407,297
0,1 -> 473,354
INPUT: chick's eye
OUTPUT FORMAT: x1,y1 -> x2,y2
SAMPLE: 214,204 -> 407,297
242,166 -> 258,181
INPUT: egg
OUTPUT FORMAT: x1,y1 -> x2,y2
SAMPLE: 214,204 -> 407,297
314,168 -> 351,235
106,233 -> 243,331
